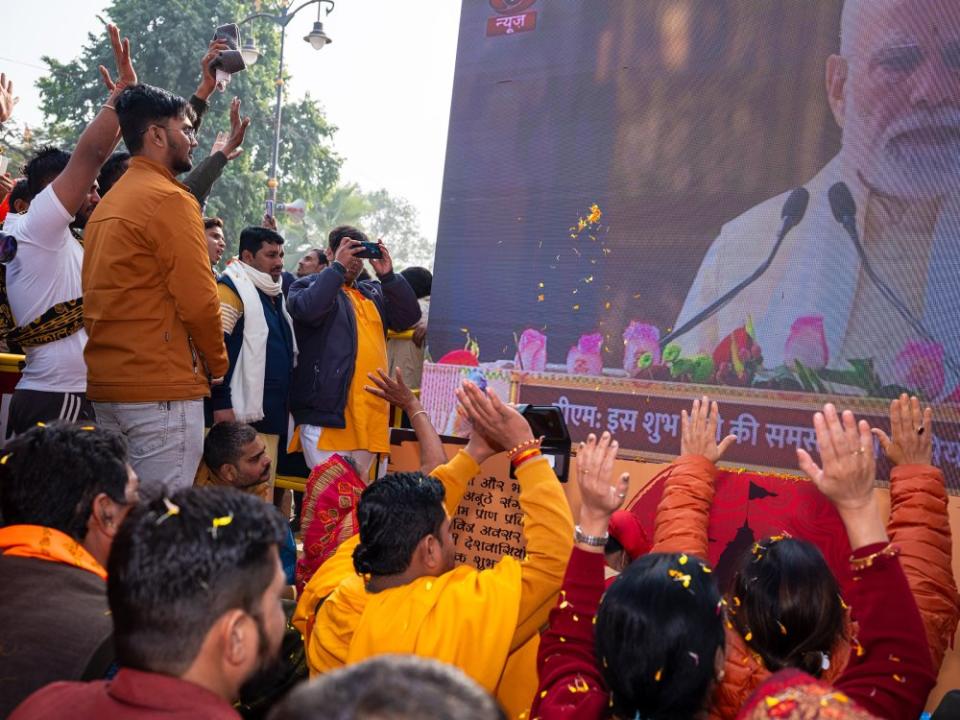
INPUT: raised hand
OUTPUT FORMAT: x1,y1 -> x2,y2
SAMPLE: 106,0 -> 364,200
680,395 -> 737,463
197,39 -> 230,99
98,24 -> 137,94
577,432 -> 630,535
216,97 -> 249,161
871,393 -> 933,467
0,73 -> 18,123
261,212 -> 277,231
797,403 -> 886,549
365,367 -> 417,414
0,173 -> 14,200
455,380 -> 533,454
369,240 -> 394,278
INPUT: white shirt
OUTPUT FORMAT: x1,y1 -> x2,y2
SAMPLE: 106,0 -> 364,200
3,185 -> 88,392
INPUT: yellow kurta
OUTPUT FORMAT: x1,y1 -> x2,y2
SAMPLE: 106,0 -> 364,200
294,449 -> 574,711
316,287 -> 390,454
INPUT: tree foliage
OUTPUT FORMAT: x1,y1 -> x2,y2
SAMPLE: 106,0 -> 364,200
32,0 -> 341,243
281,183 -> 436,272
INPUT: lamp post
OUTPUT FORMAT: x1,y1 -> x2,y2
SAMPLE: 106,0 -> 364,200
238,0 -> 334,215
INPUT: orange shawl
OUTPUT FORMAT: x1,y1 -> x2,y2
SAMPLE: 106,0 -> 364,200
0,524 -> 106,580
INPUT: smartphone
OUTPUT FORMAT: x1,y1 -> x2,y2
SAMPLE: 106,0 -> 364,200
0,156 -> 9,176
355,241 -> 383,259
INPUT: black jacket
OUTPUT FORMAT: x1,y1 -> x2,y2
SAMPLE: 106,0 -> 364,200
287,265 -> 421,428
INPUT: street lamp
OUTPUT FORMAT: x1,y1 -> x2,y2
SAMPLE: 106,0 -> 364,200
237,0 -> 335,214
240,38 -> 261,66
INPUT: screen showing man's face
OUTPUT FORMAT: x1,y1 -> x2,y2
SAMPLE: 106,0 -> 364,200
841,0 -> 960,200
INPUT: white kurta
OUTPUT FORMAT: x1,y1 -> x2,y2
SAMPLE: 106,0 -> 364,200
674,155 -> 960,398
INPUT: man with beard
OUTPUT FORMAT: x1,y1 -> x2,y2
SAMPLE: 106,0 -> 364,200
675,0 -> 960,398
282,247 -> 328,297
82,82 -> 229,495
197,421 -> 298,586
4,25 -> 134,433
209,226 -> 296,503
10,487 -> 288,720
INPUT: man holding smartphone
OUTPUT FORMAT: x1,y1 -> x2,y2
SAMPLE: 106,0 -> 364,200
287,225 -> 421,482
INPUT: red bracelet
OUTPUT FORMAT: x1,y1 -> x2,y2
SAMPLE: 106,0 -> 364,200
511,448 -> 542,468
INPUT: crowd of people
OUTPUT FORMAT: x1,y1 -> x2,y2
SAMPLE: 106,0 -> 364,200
0,18 -> 958,720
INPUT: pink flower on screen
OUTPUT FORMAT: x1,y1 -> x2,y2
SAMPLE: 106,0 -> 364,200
893,340 -> 945,399
784,315 -> 829,369
566,333 -> 604,376
623,321 -> 661,376
514,328 -> 547,371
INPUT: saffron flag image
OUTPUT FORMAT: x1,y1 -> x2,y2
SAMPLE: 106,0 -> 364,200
427,0 -> 960,486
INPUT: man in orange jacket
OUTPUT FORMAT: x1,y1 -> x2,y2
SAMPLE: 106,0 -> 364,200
82,84 -> 228,495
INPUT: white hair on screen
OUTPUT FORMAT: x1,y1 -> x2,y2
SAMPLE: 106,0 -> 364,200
839,0 -> 863,57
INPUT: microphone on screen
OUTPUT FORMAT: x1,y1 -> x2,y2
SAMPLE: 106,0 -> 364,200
827,180 -> 960,377
660,187 -> 810,348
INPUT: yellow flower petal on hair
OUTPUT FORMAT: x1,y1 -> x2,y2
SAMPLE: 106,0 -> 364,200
212,514 -> 233,529
744,631 -> 753,642
678,554 -> 689,565
654,668 -> 663,682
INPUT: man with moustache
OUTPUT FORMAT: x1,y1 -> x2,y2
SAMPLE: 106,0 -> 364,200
287,225 -> 420,480
82,83 -> 228,494
675,0 -> 960,398
208,225 -> 296,500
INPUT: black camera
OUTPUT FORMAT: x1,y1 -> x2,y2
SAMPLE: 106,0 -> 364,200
511,404 -> 572,482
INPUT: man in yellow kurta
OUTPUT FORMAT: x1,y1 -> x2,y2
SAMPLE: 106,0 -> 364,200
286,225 -> 422,482
294,383 -> 574,714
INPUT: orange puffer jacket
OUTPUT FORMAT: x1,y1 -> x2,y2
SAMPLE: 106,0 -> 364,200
651,456 -> 958,720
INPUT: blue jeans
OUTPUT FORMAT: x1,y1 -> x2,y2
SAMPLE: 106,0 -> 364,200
93,400 -> 204,497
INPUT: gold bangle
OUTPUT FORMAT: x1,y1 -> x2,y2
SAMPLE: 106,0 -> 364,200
849,543 -> 899,572
409,409 -> 428,422
102,103 -> 116,111
508,437 -> 541,459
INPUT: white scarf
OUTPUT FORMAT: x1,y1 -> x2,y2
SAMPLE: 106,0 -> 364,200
222,262 -> 298,424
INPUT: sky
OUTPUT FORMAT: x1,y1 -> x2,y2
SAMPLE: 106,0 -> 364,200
4,1 -> 463,241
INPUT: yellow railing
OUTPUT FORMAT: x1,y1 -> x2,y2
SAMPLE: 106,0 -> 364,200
0,353 -> 25,374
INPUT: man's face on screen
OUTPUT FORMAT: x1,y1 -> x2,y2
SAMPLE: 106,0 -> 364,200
841,0 -> 960,200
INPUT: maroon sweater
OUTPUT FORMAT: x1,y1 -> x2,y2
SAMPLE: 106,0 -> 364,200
530,544 -> 935,720
10,667 -> 240,720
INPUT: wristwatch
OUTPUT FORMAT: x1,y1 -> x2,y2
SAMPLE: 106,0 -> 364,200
574,525 -> 609,547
